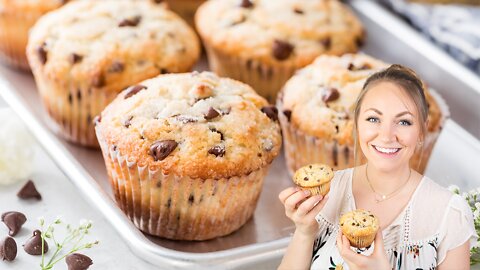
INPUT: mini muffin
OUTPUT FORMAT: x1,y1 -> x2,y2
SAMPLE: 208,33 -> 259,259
277,54 -> 448,174
95,71 -> 282,240
293,163 -> 333,196
339,209 -> 379,248
0,0 -> 66,70
27,0 -> 200,147
195,0 -> 364,103
165,0 -> 206,27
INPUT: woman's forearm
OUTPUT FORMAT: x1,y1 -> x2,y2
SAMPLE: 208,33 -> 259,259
278,230 -> 316,270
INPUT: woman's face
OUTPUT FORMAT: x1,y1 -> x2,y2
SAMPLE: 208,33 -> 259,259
357,81 -> 421,172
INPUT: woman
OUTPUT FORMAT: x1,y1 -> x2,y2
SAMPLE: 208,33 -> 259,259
278,65 -> 477,270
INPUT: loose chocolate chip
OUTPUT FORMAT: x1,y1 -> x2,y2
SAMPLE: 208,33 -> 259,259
283,110 -> 292,122
124,116 -> 133,128
239,0 -> 253,8
0,237 -> 17,261
321,87 -> 340,103
37,43 -> 48,65
17,180 -> 42,200
109,61 -> 124,73
261,106 -> 278,122
92,74 -> 105,88
208,145 -> 225,157
124,85 -> 147,99
24,230 -> 48,255
204,107 -> 220,120
1,211 -> 27,237
65,253 -> 93,270
150,140 -> 178,161
272,40 -> 294,61
293,8 -> 304,14
118,16 -> 141,27
320,37 -> 331,50
70,53 -> 83,65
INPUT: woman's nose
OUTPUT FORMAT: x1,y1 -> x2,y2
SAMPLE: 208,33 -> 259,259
378,123 -> 396,142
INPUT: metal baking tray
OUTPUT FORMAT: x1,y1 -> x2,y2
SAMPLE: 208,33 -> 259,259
0,0 -> 479,268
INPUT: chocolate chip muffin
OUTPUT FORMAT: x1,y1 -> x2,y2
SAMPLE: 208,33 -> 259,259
340,209 -> 379,248
195,0 -> 365,103
26,0 -> 200,147
95,71 -> 282,240
165,0 -> 206,28
0,0 -> 67,70
278,54 -> 448,174
293,163 -> 333,196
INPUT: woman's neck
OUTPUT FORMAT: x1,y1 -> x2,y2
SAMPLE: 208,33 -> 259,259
364,163 -> 411,195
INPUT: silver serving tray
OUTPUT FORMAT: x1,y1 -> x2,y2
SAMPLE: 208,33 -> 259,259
0,0 -> 479,268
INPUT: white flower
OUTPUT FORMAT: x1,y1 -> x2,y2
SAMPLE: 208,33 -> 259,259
475,202 -> 480,210
474,209 -> 480,220
448,185 -> 460,194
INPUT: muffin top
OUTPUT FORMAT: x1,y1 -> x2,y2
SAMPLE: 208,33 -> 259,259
279,54 -> 443,145
195,0 -> 364,67
340,209 -> 379,237
293,163 -> 333,188
27,0 -> 200,94
96,72 -> 282,180
0,0 -> 66,13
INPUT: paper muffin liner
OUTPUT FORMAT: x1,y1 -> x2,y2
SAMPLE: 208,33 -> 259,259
203,43 -> 297,104
344,230 -> 376,249
277,89 -> 449,176
166,0 -> 205,28
300,182 -> 331,197
96,130 -> 270,240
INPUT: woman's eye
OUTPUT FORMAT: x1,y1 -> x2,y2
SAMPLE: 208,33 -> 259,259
366,117 -> 379,123
399,119 -> 412,126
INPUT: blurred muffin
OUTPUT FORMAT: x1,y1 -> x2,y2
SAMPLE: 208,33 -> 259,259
195,0 -> 364,103
340,209 -> 379,248
293,163 -> 333,196
0,0 -> 66,70
95,71 -> 282,240
27,0 -> 200,147
165,0 -> 206,27
277,54 -> 447,174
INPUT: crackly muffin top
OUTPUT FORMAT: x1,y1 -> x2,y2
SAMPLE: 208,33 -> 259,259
279,54 -> 443,145
96,72 -> 282,179
340,209 -> 379,237
195,0 -> 364,67
293,163 -> 334,188
27,0 -> 200,93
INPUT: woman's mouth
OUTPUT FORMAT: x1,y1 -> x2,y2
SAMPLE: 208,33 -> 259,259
372,145 -> 401,156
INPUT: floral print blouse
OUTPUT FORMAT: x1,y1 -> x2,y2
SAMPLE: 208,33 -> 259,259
310,169 -> 477,270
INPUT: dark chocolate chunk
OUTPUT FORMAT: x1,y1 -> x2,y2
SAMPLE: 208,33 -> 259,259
1,211 -> 27,237
208,145 -> 225,157
118,16 -> 141,27
23,230 -> 48,255
17,180 -> 42,200
0,237 -> 17,261
65,253 -> 93,270
109,61 -> 124,73
261,106 -> 278,122
204,107 -> 220,120
283,110 -> 292,122
320,37 -> 331,50
70,53 -> 83,65
124,85 -> 147,99
240,0 -> 253,8
149,140 -> 178,161
272,40 -> 294,61
321,87 -> 340,103
37,43 -> 48,65
304,177 -> 308,181
347,63 -> 371,71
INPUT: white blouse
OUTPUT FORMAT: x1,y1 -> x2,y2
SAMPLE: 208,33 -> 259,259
311,168 -> 477,270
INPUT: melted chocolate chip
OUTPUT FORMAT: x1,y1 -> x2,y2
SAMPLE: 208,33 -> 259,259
149,140 -> 178,161
320,37 -> 331,50
204,107 -> 220,120
124,85 -> 147,99
239,0 -> 253,8
17,180 -> 42,200
272,40 -> 294,61
1,212 -> 27,237
283,110 -> 292,122
0,237 -> 17,262
23,230 -> 48,255
118,16 -> 141,27
261,106 -> 278,122
65,253 -> 93,270
109,61 -> 124,73
70,53 -> 83,65
208,145 -> 225,157
321,87 -> 340,103
37,43 -> 48,65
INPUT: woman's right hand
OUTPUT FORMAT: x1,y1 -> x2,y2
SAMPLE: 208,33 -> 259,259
278,187 -> 329,237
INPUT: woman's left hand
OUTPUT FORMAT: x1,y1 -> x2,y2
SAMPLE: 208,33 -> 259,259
336,230 -> 391,270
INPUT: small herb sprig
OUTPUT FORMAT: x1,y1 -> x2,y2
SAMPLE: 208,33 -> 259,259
38,217 -> 99,270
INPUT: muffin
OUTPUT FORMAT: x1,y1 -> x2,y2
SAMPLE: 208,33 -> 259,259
339,209 -> 379,248
0,0 -> 66,70
27,0 -> 200,147
195,0 -> 364,103
95,71 -> 282,240
165,0 -> 206,27
277,54 -> 448,174
293,163 -> 333,196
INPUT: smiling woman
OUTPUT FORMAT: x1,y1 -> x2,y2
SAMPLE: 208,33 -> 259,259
278,64 -> 477,270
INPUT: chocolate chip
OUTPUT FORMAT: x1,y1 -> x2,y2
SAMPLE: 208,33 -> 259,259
150,140 -> 178,161
261,106 -> 278,122
208,145 -> 225,157
65,253 -> 93,270
320,37 -> 331,50
209,128 -> 224,140
24,230 -> 48,255
37,43 -> 48,65
124,85 -> 147,99
204,107 -> 220,120
293,8 -> 304,14
124,116 -> 133,128
272,40 -> 294,61
321,87 -> 340,103
240,0 -> 253,8
304,177 -> 308,181
70,53 -> 83,65
347,63 -> 371,71
92,74 -> 105,88
17,180 -> 42,200
0,237 -> 17,261
283,110 -> 292,122
109,61 -> 124,73
1,212 -> 27,237
118,16 -> 141,27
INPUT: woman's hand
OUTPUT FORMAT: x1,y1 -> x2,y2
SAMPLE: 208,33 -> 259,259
278,187 -> 329,237
336,230 -> 391,270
